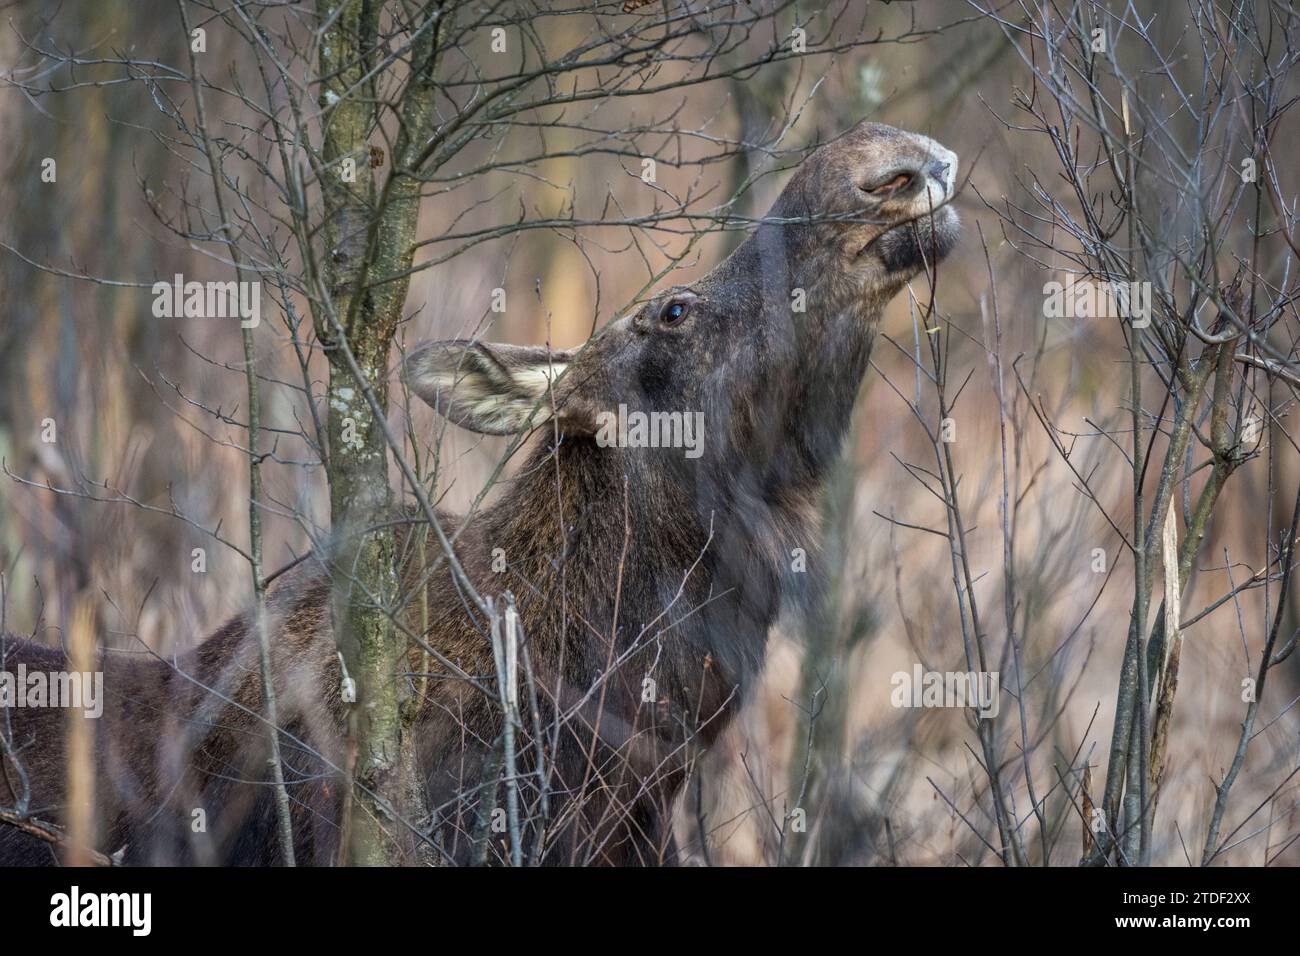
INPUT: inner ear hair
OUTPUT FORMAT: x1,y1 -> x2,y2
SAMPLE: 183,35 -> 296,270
403,340 -> 575,436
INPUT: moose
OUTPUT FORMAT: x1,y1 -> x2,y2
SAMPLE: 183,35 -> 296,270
0,121 -> 958,866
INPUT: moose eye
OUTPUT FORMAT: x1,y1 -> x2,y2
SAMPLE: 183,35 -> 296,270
659,299 -> 692,326
867,172 -> 913,195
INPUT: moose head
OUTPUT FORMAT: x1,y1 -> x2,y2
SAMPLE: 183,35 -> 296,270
404,121 -> 958,543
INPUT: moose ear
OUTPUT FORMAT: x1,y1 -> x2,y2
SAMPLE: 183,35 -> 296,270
403,340 -> 585,436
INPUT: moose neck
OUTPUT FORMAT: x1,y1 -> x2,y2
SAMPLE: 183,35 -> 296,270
706,216 -> 885,484
483,434 -> 773,729
482,228 -> 885,716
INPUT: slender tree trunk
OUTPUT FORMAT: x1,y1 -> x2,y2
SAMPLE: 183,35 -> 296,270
316,0 -> 442,865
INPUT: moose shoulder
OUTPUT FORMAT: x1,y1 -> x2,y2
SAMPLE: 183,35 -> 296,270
0,121 -> 958,866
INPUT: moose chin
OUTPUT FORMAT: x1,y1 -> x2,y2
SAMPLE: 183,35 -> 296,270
0,120 -> 958,867
872,205 -> 961,275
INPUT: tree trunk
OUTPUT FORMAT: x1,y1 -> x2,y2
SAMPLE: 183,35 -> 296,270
316,0 -> 442,866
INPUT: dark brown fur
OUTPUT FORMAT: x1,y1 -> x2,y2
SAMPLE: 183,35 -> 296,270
0,121 -> 958,866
